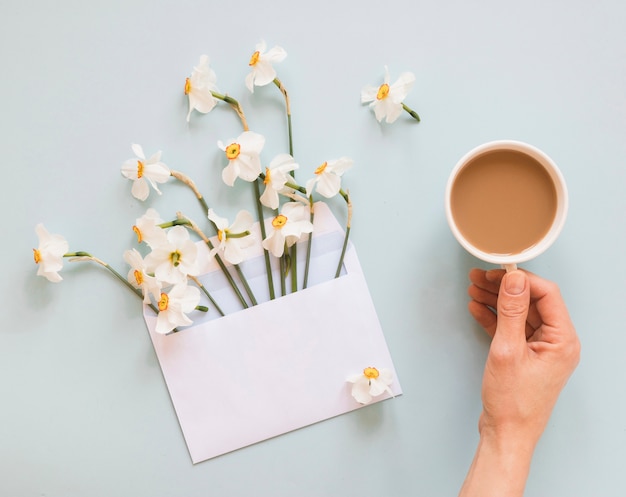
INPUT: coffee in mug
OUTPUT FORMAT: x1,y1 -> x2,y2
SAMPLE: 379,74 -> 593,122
445,140 -> 568,267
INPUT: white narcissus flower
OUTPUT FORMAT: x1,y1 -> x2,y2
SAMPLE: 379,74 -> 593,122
262,202 -> 313,257
207,209 -> 255,265
245,40 -> 287,92
218,131 -> 265,186
260,154 -> 299,209
361,66 -> 416,124
184,54 -> 218,122
132,208 -> 167,249
123,248 -> 162,304
144,225 -> 199,285
121,144 -> 171,201
346,367 -> 394,405
33,224 -> 69,283
154,283 -> 201,334
305,157 -> 353,199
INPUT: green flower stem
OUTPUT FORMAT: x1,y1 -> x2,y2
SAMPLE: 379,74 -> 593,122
335,189 -> 352,278
211,91 -> 249,131
189,275 -> 224,316
64,251 -> 160,314
279,248 -> 287,297
170,170 -> 210,215
402,103 -> 421,122
302,196 -> 315,289
290,244 -> 298,293
253,178 -> 276,300
159,219 -> 191,229
272,78 -> 293,157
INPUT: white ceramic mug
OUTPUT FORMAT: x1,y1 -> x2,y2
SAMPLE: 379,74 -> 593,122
445,140 -> 568,271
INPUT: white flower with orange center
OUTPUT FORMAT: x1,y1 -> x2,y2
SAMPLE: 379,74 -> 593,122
121,144 -> 171,201
346,367 -> 394,405
207,208 -> 255,265
218,131 -> 265,186
262,202 -> 313,257
361,66 -> 416,124
144,225 -> 199,285
305,157 -> 353,199
132,208 -> 167,249
260,154 -> 299,209
123,248 -> 162,304
245,40 -> 287,93
33,224 -> 69,283
154,283 -> 201,334
184,54 -> 218,122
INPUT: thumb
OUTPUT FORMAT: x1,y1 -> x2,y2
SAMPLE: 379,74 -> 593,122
495,270 -> 530,347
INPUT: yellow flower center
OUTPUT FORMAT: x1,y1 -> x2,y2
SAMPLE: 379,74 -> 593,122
363,367 -> 380,380
184,77 -> 191,95
158,293 -> 169,311
376,83 -> 390,100
225,143 -> 241,160
133,269 -> 144,286
217,229 -> 225,242
33,248 -> 41,264
137,160 -> 144,178
263,167 -> 271,185
132,225 -> 143,243
272,214 -> 288,229
249,51 -> 260,66
314,162 -> 328,175
170,250 -> 181,267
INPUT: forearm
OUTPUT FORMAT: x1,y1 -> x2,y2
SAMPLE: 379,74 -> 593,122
459,427 -> 537,497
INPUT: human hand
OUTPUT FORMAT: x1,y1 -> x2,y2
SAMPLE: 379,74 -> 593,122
468,268 -> 580,444
459,268 -> 580,497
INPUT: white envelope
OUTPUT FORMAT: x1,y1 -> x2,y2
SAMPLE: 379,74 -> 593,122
143,202 -> 402,463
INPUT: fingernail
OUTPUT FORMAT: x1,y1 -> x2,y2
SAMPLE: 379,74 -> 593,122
485,270 -> 499,282
504,271 -> 526,295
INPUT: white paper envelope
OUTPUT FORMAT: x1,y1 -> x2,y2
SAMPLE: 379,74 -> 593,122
143,202 -> 402,463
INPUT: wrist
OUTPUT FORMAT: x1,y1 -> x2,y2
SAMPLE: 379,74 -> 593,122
459,421 -> 538,497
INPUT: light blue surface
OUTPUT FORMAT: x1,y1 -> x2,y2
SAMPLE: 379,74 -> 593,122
3,1 -> 625,495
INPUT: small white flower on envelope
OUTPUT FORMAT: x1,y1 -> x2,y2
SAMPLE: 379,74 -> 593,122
347,367 -> 394,405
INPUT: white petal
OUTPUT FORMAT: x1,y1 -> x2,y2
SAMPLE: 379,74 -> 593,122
208,208 -> 228,230
360,85 -> 378,103
245,72 -> 255,93
260,185 -> 279,209
121,159 -> 140,180
131,179 -> 150,201
167,225 -> 190,246
250,61 -> 277,87
230,210 -> 254,233
262,231 -> 285,257
131,144 -> 145,159
384,102 -> 403,124
264,45 -> 287,63
221,162 -> 238,186
390,72 -> 415,103
144,163 -> 171,183
328,157 -> 353,175
314,173 -> 341,198
351,380 -> 373,404
239,131 -> 265,152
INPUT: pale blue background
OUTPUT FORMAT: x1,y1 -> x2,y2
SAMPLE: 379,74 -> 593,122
2,1 -> 625,495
